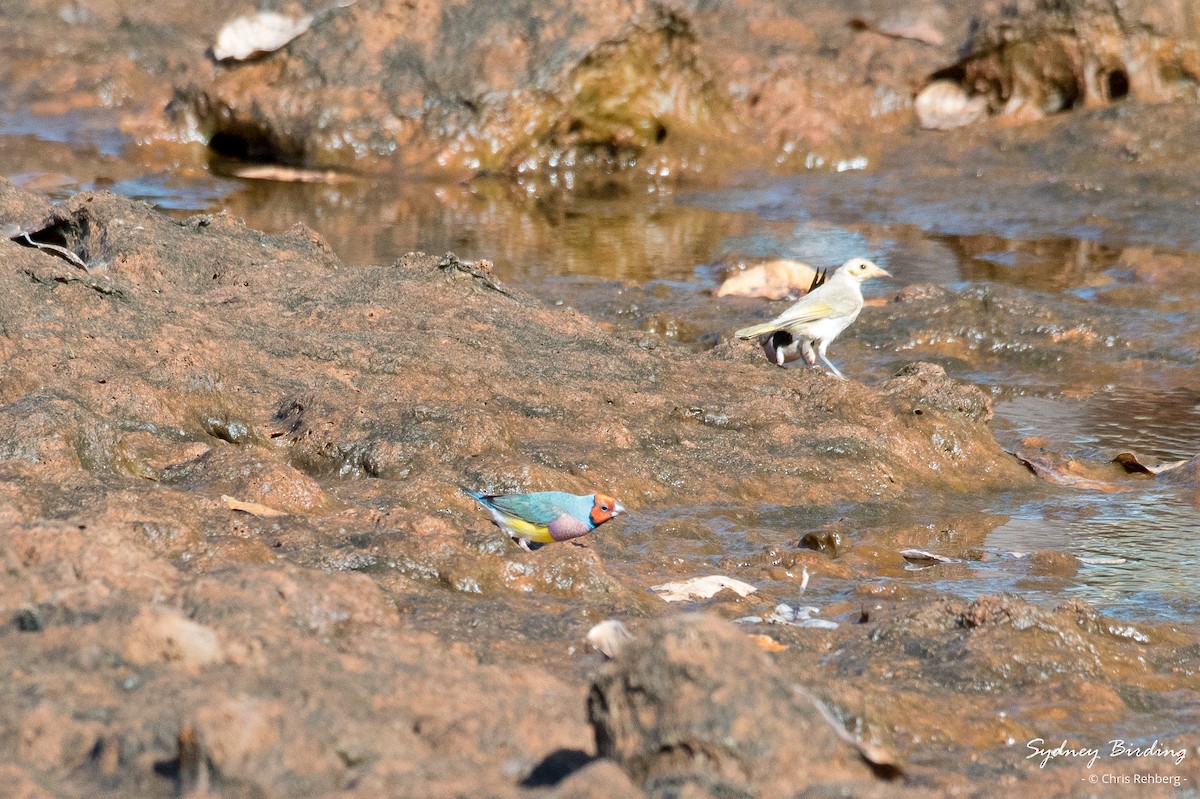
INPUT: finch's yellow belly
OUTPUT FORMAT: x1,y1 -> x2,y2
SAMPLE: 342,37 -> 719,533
503,515 -> 556,543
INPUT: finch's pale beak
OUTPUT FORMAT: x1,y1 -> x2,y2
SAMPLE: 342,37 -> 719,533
613,502 -> 626,516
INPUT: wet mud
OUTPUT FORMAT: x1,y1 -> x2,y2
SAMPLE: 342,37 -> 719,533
1,180 -> 1198,797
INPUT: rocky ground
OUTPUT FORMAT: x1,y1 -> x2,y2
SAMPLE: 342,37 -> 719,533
2,182 -> 1198,798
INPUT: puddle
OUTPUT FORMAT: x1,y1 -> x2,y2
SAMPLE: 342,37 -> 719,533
4,113 -> 1200,620
0,108 -> 129,156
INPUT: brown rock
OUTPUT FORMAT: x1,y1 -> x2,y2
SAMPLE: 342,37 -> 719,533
162,0 -> 986,179
924,0 -> 1200,124
588,614 -> 878,798
548,758 -> 645,799
123,606 -> 224,669
0,765 -> 55,799
16,705 -> 103,772
1027,549 -> 1080,578
879,361 -> 992,422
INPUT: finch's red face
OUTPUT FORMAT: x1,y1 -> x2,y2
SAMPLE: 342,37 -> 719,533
590,494 -> 625,526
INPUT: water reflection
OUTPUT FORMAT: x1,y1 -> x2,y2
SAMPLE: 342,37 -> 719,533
987,488 -> 1200,620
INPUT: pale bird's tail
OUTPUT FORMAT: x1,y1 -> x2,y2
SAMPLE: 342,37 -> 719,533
735,321 -> 779,340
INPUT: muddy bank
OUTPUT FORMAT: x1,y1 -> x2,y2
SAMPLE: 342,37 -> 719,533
0,0 -> 1076,180
1,182 -> 1199,796
921,0 -> 1200,127
5,0 -> 1200,192
166,0 -> 976,178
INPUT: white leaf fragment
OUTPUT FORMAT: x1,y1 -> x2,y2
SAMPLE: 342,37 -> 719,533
214,11 -> 313,62
587,620 -> 634,659
648,575 -> 758,602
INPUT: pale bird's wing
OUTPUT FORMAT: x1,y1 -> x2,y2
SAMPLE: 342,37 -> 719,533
734,279 -> 859,339
771,293 -> 861,329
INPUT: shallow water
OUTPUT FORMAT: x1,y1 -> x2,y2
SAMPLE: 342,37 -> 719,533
3,113 -> 1199,620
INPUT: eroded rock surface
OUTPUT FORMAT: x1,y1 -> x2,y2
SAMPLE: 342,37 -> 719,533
164,0 -> 984,177
921,0 -> 1200,125
1,180 -> 1198,799
588,614 -> 879,798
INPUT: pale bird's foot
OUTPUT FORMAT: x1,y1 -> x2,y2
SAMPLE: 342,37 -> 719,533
819,354 -> 846,381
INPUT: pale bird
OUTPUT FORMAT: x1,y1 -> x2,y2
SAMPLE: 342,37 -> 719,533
734,257 -> 890,380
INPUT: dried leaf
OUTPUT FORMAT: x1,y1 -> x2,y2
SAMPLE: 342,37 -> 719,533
793,685 -> 906,780
1111,452 -> 1188,476
12,232 -> 89,272
1011,450 -> 1128,492
221,495 -> 287,517
436,252 -> 514,298
715,259 -> 818,300
748,634 -> 787,652
648,575 -> 757,602
1078,555 -> 1127,566
213,11 -> 313,62
586,620 -> 633,659
848,16 -> 944,46
899,549 -> 956,565
231,164 -> 354,183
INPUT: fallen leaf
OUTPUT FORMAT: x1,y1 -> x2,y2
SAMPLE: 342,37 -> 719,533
848,16 -> 943,46
12,231 -> 89,272
715,259 -> 818,300
586,620 -> 633,659
915,80 -> 988,131
222,495 -> 287,517
793,684 -> 906,780
748,634 -> 787,652
877,19 -> 944,46
1011,450 -> 1128,492
899,549 -> 956,565
796,618 -> 840,630
232,164 -> 354,183
213,11 -> 313,61
1111,452 -> 1188,476
648,575 -> 757,602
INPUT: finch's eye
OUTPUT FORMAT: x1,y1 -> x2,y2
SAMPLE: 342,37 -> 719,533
600,503 -> 610,512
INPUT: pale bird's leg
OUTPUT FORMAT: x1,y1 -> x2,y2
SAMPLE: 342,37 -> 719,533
801,339 -> 817,367
517,537 -> 533,552
816,340 -> 846,381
